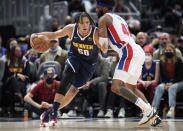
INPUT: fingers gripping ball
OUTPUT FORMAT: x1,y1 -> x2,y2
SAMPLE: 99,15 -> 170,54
30,34 -> 50,53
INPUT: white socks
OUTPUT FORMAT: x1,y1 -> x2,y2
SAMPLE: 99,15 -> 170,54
135,98 -> 151,111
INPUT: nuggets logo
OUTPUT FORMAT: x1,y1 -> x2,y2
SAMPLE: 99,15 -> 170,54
47,69 -> 53,74
88,37 -> 92,41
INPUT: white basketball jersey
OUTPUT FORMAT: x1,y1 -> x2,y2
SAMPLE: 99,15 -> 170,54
107,13 -> 139,56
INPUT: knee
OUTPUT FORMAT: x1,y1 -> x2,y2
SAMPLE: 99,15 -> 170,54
168,85 -> 176,92
156,84 -> 165,92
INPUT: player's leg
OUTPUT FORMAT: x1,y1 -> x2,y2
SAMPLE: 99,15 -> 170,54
111,79 -> 150,111
125,83 -> 148,104
40,65 -> 75,127
58,85 -> 79,110
125,74 -> 159,126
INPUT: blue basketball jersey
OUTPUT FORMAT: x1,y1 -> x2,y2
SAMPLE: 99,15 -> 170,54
68,24 -> 99,64
142,61 -> 156,81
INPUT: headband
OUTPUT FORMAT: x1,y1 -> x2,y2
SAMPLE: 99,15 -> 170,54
97,2 -> 113,9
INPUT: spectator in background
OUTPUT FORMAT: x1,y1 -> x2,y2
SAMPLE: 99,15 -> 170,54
153,33 -> 182,60
137,45 -> 160,104
50,18 -> 61,32
136,32 -> 148,48
24,67 -> 60,118
40,39 -> 68,71
17,37 -> 29,58
176,36 -> 183,55
39,5 -> 52,32
81,55 -> 110,117
0,35 -> 6,58
83,0 -> 96,13
104,50 -> 127,118
60,16 -> 73,50
1,38 -> 18,61
165,2 -> 183,30
113,0 -> 131,20
27,49 -> 39,64
68,0 -> 85,15
1,45 -> 32,116
152,44 -> 183,118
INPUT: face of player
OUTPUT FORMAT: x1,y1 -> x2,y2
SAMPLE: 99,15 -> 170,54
78,17 -> 91,36
96,5 -> 106,18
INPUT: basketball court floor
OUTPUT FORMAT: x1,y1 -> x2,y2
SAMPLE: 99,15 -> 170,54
0,117 -> 182,131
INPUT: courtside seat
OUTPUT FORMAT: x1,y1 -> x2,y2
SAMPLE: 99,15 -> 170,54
36,61 -> 62,80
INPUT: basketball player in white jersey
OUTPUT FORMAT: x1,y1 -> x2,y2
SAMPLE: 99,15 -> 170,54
96,0 -> 161,126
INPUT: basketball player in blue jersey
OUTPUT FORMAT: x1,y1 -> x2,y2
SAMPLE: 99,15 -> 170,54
95,0 -> 161,127
31,12 -> 107,127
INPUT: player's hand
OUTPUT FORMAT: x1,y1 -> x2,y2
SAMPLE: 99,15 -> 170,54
101,43 -> 108,54
41,101 -> 50,109
30,33 -> 38,48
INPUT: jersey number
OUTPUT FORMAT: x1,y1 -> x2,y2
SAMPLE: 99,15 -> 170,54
122,24 -> 132,37
78,49 -> 89,56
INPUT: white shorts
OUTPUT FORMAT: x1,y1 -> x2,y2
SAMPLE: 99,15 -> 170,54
113,44 -> 145,85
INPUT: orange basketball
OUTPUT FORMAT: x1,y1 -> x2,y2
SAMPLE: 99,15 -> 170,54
30,34 -> 50,53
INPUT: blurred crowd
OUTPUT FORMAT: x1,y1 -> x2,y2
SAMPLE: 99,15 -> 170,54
1,0 -> 183,119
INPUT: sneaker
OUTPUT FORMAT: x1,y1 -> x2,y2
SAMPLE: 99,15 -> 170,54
67,110 -> 77,117
166,107 -> 175,118
40,112 -> 49,127
104,109 -> 113,118
57,110 -> 62,119
118,108 -> 125,118
150,115 -> 162,127
97,110 -> 104,117
49,109 -> 58,127
138,108 -> 157,126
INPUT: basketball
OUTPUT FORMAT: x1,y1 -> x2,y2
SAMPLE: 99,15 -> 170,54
30,34 -> 50,53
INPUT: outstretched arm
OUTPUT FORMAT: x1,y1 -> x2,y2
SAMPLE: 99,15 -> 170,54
30,24 -> 74,47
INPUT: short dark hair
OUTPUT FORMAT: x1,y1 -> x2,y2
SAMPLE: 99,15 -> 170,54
74,12 -> 95,25
96,0 -> 115,8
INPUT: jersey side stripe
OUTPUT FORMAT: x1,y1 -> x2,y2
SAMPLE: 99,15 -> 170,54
123,43 -> 133,72
118,46 -> 127,70
108,24 -> 126,45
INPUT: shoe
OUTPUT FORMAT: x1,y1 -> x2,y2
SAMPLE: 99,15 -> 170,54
57,110 -> 62,119
138,108 -> 157,126
150,115 -> 162,127
49,109 -> 58,127
104,109 -> 113,118
67,110 -> 77,117
118,108 -> 125,118
97,110 -> 104,117
40,112 -> 49,127
166,107 -> 175,118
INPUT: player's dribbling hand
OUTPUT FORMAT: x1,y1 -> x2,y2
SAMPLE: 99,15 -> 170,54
30,33 -> 38,48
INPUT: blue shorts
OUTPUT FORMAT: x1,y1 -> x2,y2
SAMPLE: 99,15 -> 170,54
66,56 -> 98,88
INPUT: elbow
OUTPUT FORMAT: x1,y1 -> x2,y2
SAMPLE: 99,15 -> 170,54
24,95 -> 28,102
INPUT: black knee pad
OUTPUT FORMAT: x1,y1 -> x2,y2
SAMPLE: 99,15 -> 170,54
56,65 -> 75,95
